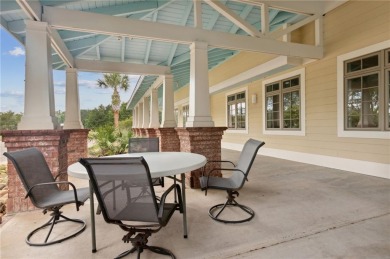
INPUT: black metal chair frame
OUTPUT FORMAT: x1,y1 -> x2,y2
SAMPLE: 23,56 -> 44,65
200,139 -> 265,224
80,157 -> 183,259
3,148 -> 89,246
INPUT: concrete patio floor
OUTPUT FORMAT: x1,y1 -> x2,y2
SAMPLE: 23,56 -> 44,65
1,149 -> 389,259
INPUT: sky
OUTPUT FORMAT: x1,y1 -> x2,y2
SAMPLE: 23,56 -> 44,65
0,28 -> 139,114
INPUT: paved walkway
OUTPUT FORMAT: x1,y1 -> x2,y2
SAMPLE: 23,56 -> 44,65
1,149 -> 389,258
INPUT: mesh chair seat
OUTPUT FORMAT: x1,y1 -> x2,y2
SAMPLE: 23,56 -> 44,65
115,203 -> 177,227
199,176 -> 239,190
200,139 -> 265,223
34,188 -> 89,208
3,147 -> 89,246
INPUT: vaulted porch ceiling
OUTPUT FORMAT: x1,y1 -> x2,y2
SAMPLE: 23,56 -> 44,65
0,0 -> 347,108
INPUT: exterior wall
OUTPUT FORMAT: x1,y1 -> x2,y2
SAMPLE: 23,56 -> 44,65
207,0 -> 390,178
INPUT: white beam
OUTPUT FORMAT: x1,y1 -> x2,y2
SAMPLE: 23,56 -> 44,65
261,3 -> 269,34
16,0 -> 41,20
229,5 -> 253,34
43,6 -> 323,59
204,0 -> 261,37
75,59 -> 170,75
193,0 -> 202,29
210,56 -> 298,94
49,28 -> 74,67
315,17 -> 323,47
268,13 -> 321,39
282,23 -> 291,42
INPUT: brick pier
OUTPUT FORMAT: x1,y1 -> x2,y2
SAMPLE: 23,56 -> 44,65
0,129 -> 89,214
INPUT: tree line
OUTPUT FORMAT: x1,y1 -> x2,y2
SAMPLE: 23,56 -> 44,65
0,103 -> 132,131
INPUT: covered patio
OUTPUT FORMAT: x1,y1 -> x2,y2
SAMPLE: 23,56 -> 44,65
1,148 -> 389,258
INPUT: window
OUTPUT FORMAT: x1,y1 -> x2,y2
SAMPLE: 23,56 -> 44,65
265,76 -> 301,130
263,68 -> 305,136
182,105 -> 189,127
343,49 -> 389,131
337,40 -> 390,139
227,91 -> 246,129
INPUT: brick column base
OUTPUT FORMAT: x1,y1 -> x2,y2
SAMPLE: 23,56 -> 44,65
176,127 -> 227,188
144,128 -> 158,138
132,128 -> 141,137
156,128 -> 180,152
0,129 -> 89,214
66,129 -> 89,165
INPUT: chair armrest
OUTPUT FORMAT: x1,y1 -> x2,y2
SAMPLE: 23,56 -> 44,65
206,160 -> 236,166
158,184 -> 183,218
202,160 -> 236,176
54,172 -> 68,181
25,181 -> 82,211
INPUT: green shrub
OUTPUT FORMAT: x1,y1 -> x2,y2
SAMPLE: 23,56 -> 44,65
88,125 -> 131,157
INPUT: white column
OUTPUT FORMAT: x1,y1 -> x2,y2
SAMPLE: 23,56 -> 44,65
149,89 -> 160,128
63,68 -> 83,129
132,106 -> 138,128
18,20 -> 59,130
282,23 -> 291,42
161,74 -> 177,127
138,102 -> 144,128
142,96 -> 150,128
186,41 -> 214,127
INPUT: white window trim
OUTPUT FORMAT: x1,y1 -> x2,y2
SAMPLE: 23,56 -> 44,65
262,68 -> 306,136
337,40 -> 390,139
225,86 -> 248,134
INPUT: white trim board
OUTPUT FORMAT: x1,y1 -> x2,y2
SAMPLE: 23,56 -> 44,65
222,141 -> 390,179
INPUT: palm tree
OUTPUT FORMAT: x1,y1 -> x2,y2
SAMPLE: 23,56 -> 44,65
97,73 -> 129,128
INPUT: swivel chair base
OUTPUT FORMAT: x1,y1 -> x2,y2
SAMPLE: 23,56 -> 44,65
116,232 -> 175,259
208,190 -> 255,223
26,210 -> 86,246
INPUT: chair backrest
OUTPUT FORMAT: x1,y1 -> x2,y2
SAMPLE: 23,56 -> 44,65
79,157 -> 160,224
3,148 -> 58,207
128,138 -> 159,153
231,139 -> 265,189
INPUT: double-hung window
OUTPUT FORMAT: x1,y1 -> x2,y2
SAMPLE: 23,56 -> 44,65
227,91 -> 246,130
343,49 -> 389,131
265,76 -> 301,130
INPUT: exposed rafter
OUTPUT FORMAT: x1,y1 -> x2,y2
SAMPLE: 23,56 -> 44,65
144,11 -> 159,64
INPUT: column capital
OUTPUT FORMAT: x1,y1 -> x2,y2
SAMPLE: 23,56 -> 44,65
25,20 -> 49,31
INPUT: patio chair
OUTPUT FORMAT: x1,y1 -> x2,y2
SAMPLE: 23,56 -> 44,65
79,157 -> 183,259
3,147 -> 89,246
200,138 -> 265,223
129,137 -> 164,187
